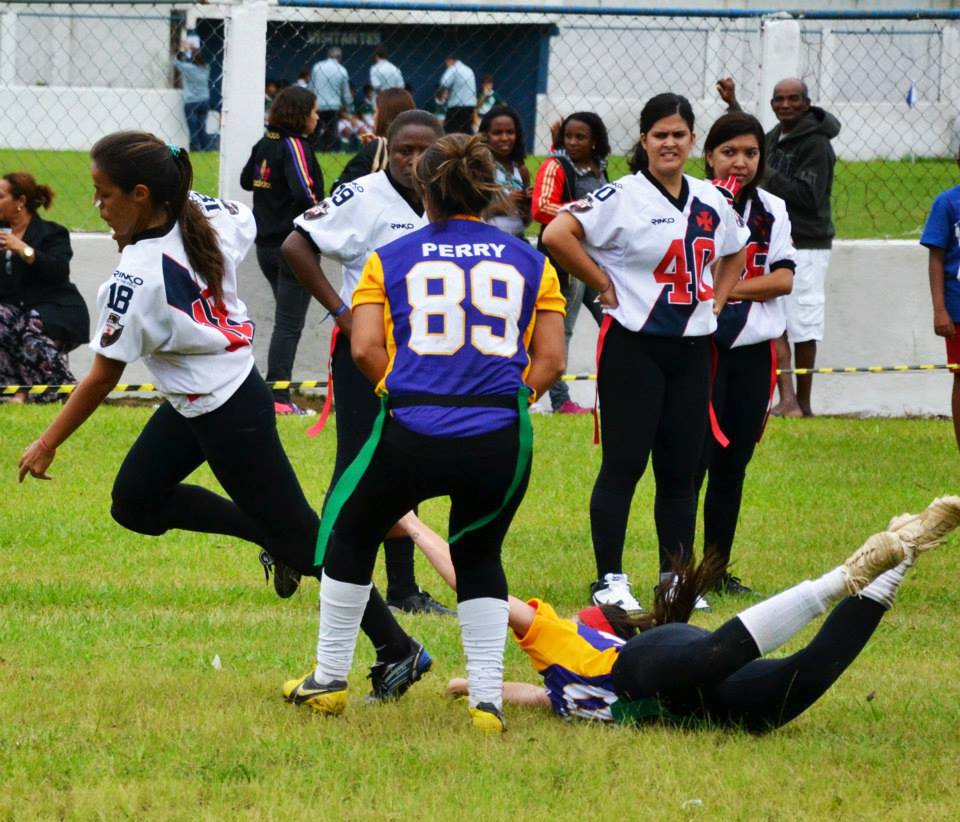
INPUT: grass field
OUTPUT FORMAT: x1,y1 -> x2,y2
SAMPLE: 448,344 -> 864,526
1,147 -> 955,239
3,408 -> 960,820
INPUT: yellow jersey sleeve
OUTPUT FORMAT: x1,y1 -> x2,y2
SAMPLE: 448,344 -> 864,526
352,251 -> 387,307
535,258 -> 566,315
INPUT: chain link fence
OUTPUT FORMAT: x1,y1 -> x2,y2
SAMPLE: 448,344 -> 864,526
2,1 -> 960,237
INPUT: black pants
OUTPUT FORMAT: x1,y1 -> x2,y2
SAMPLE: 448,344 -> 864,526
611,596 -> 885,733
444,106 -> 474,134
314,109 -> 340,152
255,244 -> 312,404
324,417 -> 529,605
695,340 -> 773,563
591,323 -> 711,576
110,367 -> 411,658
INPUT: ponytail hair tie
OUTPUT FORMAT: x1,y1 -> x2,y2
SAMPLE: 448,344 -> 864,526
168,143 -> 181,158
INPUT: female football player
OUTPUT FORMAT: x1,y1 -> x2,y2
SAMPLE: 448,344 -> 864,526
543,93 -> 749,614
282,110 -> 452,615
281,133 -> 566,733
404,497 -> 960,732
18,132 -> 427,700
694,112 -> 796,596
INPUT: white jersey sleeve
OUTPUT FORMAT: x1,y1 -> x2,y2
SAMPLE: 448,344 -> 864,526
188,191 -> 257,268
292,181 -> 371,263
764,191 -> 797,269
713,187 -> 751,257
89,253 -> 172,363
562,182 -> 626,250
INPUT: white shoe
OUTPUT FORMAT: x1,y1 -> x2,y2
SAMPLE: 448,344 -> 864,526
591,573 -> 643,614
693,593 -> 712,612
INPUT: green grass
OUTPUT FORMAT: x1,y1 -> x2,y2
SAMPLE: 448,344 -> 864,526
3,147 -> 956,239
2,408 -> 960,819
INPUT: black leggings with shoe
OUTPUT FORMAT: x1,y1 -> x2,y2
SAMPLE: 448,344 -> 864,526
695,340 -> 773,565
110,367 -> 412,659
323,417 -> 529,605
611,596 -> 885,732
591,322 -> 711,577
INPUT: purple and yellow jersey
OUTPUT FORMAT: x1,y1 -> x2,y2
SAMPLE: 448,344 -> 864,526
353,217 -> 564,437
514,599 -> 623,722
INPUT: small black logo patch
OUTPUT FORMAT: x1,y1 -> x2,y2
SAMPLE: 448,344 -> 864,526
100,312 -> 124,347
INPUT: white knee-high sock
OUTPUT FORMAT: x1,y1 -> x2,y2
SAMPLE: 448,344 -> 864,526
458,598 -> 509,710
315,571 -> 372,683
737,568 -> 847,656
859,560 -> 911,610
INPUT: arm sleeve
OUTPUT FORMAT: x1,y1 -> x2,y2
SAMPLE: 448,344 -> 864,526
88,275 -> 170,363
352,252 -> 387,307
340,70 -> 352,112
767,203 -> 797,271
283,137 -> 322,210
535,258 -> 566,314
239,146 -> 257,191
31,223 -> 73,284
764,138 -> 832,214
439,66 -> 453,90
716,195 -> 750,256
921,193 -> 952,250
531,159 -> 566,225
293,190 -> 368,262
563,186 -> 622,250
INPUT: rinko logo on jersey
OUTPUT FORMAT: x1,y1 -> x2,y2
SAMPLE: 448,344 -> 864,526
112,270 -> 144,287
99,312 -> 124,347
651,217 -> 675,225
391,222 -> 415,230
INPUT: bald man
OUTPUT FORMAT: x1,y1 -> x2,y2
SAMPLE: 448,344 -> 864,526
717,77 -> 841,417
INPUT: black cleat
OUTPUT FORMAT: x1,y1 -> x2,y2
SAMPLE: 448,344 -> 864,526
387,588 -> 455,616
714,572 -> 759,598
367,639 -> 433,701
259,550 -> 301,599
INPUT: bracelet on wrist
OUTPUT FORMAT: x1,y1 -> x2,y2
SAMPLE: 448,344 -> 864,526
332,304 -> 348,318
38,435 -> 56,454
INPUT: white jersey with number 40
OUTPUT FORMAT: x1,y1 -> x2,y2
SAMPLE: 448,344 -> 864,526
88,192 -> 257,417
564,172 -> 750,337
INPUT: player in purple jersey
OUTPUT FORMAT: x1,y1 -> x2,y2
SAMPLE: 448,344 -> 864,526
544,94 -> 748,614
694,112 -> 795,597
404,498 -> 960,732
282,134 -> 566,733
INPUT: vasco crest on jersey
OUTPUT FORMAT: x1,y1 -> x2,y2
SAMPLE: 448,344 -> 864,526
303,201 -> 331,221
100,312 -> 125,347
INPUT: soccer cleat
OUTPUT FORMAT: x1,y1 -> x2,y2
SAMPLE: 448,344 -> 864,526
387,588 -> 455,616
714,573 -> 760,598
258,550 -> 301,599
841,531 -> 905,596
282,669 -> 348,715
591,573 -> 643,614
367,639 -> 432,701
469,701 -> 506,734
274,401 -> 317,417
888,495 -> 960,558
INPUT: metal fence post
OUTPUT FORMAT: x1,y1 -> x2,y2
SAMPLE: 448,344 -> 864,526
759,16 -> 801,132
218,0 -> 267,206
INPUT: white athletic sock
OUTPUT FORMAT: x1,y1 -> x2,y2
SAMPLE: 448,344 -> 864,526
458,597 -> 509,710
737,568 -> 846,656
315,571 -> 372,683
859,560 -> 911,610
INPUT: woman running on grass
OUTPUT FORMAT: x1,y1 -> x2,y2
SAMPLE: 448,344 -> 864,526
402,497 -> 959,731
17,131 -> 429,702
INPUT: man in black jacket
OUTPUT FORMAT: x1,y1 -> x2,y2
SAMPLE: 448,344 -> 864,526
717,77 -> 841,416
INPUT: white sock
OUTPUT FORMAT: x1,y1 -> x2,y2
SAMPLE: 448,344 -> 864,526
315,571 -> 372,683
737,569 -> 846,656
859,560 -> 911,610
458,597 -> 509,710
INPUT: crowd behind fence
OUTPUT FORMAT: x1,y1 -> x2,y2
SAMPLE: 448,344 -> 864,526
1,1 -> 960,237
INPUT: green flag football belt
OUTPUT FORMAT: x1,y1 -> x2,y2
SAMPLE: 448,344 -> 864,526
313,387 -> 533,568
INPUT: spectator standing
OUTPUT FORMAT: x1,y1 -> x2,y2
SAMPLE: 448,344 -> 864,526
718,77 -> 840,417
310,46 -> 352,152
439,55 -> 477,134
477,104 -> 530,240
920,145 -> 960,454
370,46 -> 404,93
240,86 -> 325,415
173,49 -> 212,151
0,173 -> 88,402
475,75 -> 504,122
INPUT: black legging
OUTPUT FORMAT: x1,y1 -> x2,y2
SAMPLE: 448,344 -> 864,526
110,367 -> 411,659
695,340 -> 773,563
591,322 -> 711,576
324,418 -> 529,605
328,334 -> 421,601
611,596 -> 885,733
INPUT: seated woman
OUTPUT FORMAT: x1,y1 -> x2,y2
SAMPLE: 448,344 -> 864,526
402,496 -> 960,732
0,173 -> 88,401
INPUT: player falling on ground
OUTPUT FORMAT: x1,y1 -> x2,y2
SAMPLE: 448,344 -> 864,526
402,497 -> 960,731
282,133 -> 566,733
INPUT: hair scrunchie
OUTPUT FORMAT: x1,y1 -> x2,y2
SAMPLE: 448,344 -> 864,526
168,143 -> 181,158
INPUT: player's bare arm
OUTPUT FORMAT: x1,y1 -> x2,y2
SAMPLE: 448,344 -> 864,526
928,247 -> 955,338
281,230 -> 353,337
542,212 -> 618,307
19,354 -> 125,482
712,246 -> 748,314
350,302 -> 389,384
729,265 -> 793,302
